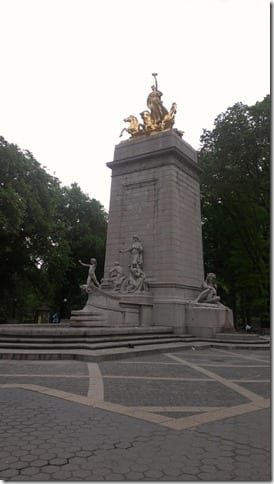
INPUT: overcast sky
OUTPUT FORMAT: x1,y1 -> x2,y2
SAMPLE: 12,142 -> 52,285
1,0 -> 270,210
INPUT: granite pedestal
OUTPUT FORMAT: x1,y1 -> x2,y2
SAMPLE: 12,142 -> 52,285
72,129 -> 234,336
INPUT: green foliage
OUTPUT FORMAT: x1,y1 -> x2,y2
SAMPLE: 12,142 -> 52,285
0,137 -> 107,321
199,95 -> 270,326
56,183 -> 107,312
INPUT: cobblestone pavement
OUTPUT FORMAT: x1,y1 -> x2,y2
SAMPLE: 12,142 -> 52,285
0,347 -> 270,481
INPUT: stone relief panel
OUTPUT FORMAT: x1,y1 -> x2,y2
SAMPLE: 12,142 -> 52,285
119,178 -> 158,279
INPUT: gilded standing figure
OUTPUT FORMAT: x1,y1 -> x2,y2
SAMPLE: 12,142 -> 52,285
147,73 -> 168,126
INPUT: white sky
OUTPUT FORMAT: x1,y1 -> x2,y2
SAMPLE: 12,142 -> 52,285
0,0 -> 270,211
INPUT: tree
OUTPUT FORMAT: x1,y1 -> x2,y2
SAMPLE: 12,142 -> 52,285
0,136 -> 107,321
0,136 -> 66,320
199,95 -> 270,327
55,183 -> 107,314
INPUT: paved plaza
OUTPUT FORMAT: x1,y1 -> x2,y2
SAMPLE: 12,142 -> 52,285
0,347 -> 271,481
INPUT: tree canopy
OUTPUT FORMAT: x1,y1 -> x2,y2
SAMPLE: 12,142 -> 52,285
199,95 -> 270,327
0,136 -> 107,321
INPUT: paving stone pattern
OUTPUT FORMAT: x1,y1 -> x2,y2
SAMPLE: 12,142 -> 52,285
103,379 -> 248,407
0,348 -> 270,481
99,361 -> 208,378
237,381 -> 270,399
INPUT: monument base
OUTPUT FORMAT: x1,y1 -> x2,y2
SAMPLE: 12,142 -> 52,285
70,287 -> 153,328
152,298 -> 234,337
70,286 -> 234,337
185,302 -> 234,338
153,298 -> 188,331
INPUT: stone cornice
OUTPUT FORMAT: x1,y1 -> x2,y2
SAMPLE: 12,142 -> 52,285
107,130 -> 201,180
107,148 -> 201,180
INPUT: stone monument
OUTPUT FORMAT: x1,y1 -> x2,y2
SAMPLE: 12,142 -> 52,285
70,74 -> 234,337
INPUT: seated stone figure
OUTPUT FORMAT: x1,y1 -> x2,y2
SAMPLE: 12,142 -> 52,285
109,261 -> 125,291
195,273 -> 221,304
121,263 -> 149,294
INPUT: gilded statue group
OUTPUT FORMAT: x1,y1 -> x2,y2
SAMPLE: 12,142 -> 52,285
119,73 -> 178,139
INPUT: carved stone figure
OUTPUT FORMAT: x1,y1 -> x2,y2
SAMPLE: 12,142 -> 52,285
79,258 -> 100,289
109,261 -> 125,291
195,273 -> 221,304
121,263 -> 149,293
117,235 -> 149,294
119,235 -> 144,269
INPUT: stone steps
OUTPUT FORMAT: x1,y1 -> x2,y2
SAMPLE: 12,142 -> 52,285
0,325 -> 269,361
205,333 -> 269,344
0,336 -> 193,350
0,340 -> 270,363
0,333 -> 193,343
0,334 -> 266,347
0,325 -> 173,336
0,325 -> 191,351
0,335 -> 192,343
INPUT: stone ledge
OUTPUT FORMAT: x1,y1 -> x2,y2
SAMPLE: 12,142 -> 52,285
113,130 -> 197,162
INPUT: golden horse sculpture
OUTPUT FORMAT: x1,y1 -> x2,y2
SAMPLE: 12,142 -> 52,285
119,115 -> 143,138
139,103 -> 177,134
120,103 -> 178,139
139,110 -> 157,133
119,74 -> 180,140
161,102 -> 177,129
